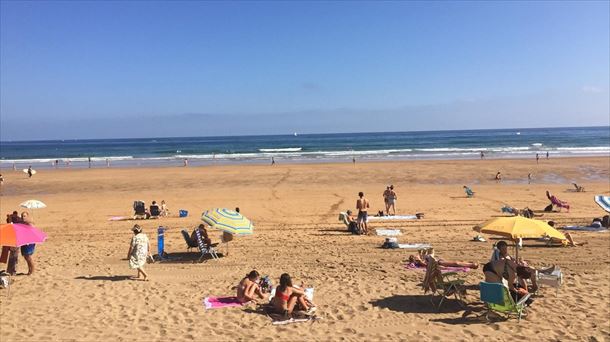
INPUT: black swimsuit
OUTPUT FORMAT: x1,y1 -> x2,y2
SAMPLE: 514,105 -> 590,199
483,261 -> 510,280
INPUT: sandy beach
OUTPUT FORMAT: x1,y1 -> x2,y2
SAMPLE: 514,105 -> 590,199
1,156 -> 609,341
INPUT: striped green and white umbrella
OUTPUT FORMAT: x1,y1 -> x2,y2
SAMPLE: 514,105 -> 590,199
201,208 -> 253,235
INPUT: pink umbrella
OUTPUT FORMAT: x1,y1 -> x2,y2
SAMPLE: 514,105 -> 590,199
0,223 -> 48,247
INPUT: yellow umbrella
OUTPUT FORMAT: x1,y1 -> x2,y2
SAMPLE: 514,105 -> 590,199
474,216 -> 566,240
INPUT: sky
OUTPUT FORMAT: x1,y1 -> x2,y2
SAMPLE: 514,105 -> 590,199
1,1 -> 609,140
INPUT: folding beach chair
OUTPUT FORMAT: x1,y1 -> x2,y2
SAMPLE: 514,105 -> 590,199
181,229 -> 198,252
479,282 -> 530,322
195,228 -> 219,262
572,183 -> 585,192
550,195 -> 570,212
421,256 -> 465,310
133,200 -> 147,219
534,267 -> 563,295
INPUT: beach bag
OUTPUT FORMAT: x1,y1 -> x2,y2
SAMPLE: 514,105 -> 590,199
544,204 -> 553,212
179,210 -> 188,218
382,237 -> 399,249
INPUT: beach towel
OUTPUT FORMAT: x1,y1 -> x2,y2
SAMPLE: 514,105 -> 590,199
398,243 -> 432,249
560,226 -> 608,232
203,296 -> 245,309
369,215 -> 418,221
404,263 -> 470,272
376,229 -> 402,236
108,216 -> 130,221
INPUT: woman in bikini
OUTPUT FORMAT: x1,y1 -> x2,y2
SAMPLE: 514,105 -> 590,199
271,273 -> 315,316
236,270 -> 267,303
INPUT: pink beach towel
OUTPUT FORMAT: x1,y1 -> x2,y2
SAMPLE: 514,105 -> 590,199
404,263 -> 470,273
203,296 -> 245,309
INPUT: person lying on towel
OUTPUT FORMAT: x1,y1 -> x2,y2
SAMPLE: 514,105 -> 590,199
408,249 -> 479,269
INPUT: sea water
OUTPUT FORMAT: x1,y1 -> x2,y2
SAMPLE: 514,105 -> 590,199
1,126 -> 608,169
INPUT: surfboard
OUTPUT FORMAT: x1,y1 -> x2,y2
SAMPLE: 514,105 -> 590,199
22,169 -> 37,175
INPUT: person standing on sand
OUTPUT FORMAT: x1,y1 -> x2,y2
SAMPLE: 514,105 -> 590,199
387,185 -> 397,216
127,224 -> 151,281
20,212 -> 36,275
183,158 -> 188,167
495,171 -> 502,183
383,186 -> 391,215
480,151 -> 484,159
536,153 -> 539,164
356,192 -> 370,234
352,157 -> 356,165
527,173 -> 532,184
546,151 -> 549,159
271,157 -> 275,166
27,166 -> 33,178
88,157 -> 92,168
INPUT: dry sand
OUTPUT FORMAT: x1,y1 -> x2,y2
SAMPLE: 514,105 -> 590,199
1,156 -> 609,341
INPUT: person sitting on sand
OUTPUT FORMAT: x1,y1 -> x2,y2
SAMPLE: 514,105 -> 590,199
408,249 -> 479,269
237,270 -> 267,303
495,171 -> 502,183
345,210 -> 359,234
547,222 -> 586,246
483,258 -> 535,302
160,200 -> 169,217
271,273 -> 315,316
127,224 -> 151,281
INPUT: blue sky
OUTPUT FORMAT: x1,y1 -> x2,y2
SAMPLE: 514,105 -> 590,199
1,1 -> 608,140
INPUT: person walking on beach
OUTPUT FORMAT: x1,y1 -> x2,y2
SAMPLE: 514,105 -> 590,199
88,157 -> 92,168
546,151 -> 549,159
271,157 -> 275,166
480,151 -> 484,159
106,158 -> 110,168
183,158 -> 188,167
536,153 -> 539,164
27,166 -> 33,178
356,192 -> 370,234
352,157 -> 356,165
127,224 -> 150,281
527,173 -> 532,184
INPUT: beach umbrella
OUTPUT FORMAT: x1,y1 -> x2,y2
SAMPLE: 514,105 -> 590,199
201,208 -> 253,236
201,208 -> 253,256
594,195 -> 610,213
20,199 -> 47,220
20,200 -> 47,209
474,216 -> 566,259
0,223 -> 48,247
475,216 -> 566,240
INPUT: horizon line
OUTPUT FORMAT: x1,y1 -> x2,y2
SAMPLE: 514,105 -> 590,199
0,124 -> 608,144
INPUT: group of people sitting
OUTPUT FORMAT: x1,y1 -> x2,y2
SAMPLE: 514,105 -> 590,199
133,200 -> 169,219
409,240 -> 561,306
2,211 -> 36,275
236,270 -> 316,317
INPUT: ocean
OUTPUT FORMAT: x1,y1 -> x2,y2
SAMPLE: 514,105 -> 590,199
1,126 -> 608,169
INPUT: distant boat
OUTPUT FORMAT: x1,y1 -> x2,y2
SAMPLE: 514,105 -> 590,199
294,132 -> 298,136
516,132 -> 521,135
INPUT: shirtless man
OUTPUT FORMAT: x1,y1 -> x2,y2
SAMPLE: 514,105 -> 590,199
387,185 -> 397,215
356,192 -> 370,234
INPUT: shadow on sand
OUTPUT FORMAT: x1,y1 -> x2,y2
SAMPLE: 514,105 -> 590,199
75,275 -> 132,281
152,252 -> 225,263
